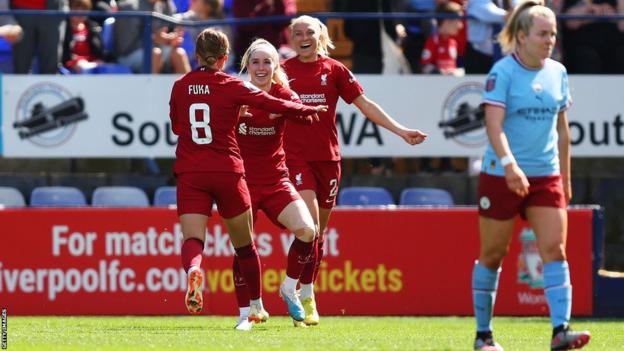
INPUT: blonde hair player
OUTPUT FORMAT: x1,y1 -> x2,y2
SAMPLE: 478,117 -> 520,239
231,38 -> 325,330
282,15 -> 428,326
472,1 -> 590,350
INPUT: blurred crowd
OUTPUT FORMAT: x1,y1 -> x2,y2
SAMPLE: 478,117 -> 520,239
0,0 -> 623,75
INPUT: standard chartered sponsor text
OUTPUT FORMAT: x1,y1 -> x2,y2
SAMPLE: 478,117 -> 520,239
300,93 -> 327,104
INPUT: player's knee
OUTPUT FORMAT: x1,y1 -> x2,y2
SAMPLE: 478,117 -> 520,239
541,243 -> 566,262
295,224 -> 316,243
480,248 -> 508,270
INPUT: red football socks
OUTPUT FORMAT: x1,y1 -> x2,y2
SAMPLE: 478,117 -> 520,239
181,238 -> 204,273
286,237 -> 314,280
234,243 -> 262,300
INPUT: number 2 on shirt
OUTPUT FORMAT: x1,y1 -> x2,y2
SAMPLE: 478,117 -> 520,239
189,103 -> 212,144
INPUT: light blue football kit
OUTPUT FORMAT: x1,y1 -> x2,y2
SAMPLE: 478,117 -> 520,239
481,53 -> 571,177
473,53 -> 574,334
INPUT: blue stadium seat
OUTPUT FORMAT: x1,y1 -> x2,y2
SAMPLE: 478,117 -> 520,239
399,187 -> 454,206
0,187 -> 26,207
153,186 -> 176,207
92,186 -> 150,207
0,37 -> 13,73
81,63 -> 133,74
338,186 -> 394,206
181,30 -> 198,68
30,186 -> 87,207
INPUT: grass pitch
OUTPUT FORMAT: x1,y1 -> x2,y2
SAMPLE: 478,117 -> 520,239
8,316 -> 624,350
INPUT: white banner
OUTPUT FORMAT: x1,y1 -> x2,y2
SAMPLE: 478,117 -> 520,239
1,74 -> 622,157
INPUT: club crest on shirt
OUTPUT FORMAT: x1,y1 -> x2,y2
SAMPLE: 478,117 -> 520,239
532,83 -> 544,103
320,73 -> 328,86
485,73 -> 497,92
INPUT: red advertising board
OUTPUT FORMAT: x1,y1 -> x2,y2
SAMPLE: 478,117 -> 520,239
0,208 -> 593,316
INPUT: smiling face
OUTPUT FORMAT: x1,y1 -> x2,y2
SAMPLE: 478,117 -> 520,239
246,47 -> 275,90
518,14 -> 557,64
290,19 -> 321,62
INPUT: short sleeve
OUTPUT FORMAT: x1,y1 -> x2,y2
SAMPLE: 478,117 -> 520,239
335,62 -> 364,104
482,64 -> 510,109
559,68 -> 572,112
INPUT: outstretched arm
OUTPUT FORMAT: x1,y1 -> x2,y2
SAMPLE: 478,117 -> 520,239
352,94 -> 427,145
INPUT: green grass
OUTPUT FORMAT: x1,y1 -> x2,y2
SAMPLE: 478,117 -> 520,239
7,316 -> 624,350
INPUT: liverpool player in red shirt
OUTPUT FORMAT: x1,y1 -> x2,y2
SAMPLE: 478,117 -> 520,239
283,15 -> 428,325
231,38 -> 320,330
169,28 -> 325,322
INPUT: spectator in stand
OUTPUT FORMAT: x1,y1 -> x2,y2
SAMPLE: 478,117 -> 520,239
449,0 -> 467,66
395,0 -> 436,73
114,0 -> 191,73
0,0 -> 22,45
465,0 -> 515,74
231,0 -> 296,70
62,0 -> 105,73
421,1 -> 464,75
561,0 -> 624,73
10,0 -> 67,73
336,0 -> 396,74
90,0 -> 117,25
174,0 -> 224,68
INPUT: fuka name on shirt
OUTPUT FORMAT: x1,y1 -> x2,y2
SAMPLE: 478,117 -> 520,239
188,85 -> 210,95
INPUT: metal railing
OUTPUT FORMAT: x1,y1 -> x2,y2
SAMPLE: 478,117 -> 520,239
2,9 -> 623,73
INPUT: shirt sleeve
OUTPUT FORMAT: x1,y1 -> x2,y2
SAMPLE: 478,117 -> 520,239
467,0 -> 506,23
559,67 -> 572,112
335,62 -> 364,104
277,87 -> 314,125
232,80 -> 317,116
482,64 -> 510,109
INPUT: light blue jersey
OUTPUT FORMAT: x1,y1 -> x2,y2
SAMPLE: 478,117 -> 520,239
481,53 -> 571,177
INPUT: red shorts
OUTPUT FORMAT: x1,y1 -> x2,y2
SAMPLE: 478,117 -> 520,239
249,178 -> 301,228
287,159 -> 341,209
478,172 -> 566,220
176,172 -> 251,218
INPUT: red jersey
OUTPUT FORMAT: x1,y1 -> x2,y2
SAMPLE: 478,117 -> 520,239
169,67 -> 318,174
237,84 -> 302,185
282,56 -> 364,162
65,24 -> 96,69
420,33 -> 458,72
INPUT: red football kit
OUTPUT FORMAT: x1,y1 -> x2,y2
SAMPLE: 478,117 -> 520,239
420,33 -> 458,73
169,66 -> 318,216
282,56 -> 364,208
237,83 -> 305,226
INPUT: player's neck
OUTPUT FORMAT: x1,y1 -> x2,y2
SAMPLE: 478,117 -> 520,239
515,49 -> 544,69
252,81 -> 271,92
297,54 -> 320,63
